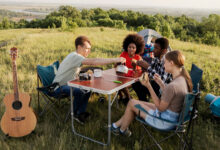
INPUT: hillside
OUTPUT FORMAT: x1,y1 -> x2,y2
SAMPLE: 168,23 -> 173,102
0,27 -> 219,149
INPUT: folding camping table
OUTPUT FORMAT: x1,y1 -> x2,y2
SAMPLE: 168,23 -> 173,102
67,68 -> 142,146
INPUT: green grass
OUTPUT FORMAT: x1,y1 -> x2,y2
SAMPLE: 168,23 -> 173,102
0,27 -> 220,150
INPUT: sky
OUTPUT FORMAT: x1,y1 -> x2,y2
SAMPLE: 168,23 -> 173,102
1,0 -> 220,9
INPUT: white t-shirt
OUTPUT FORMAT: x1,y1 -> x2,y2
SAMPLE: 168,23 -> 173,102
53,52 -> 85,86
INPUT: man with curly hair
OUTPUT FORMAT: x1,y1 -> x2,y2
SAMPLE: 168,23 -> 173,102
117,34 -> 145,105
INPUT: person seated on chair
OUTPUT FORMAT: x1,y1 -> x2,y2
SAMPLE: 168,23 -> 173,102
53,35 -> 126,124
117,34 -> 145,105
111,50 -> 192,136
132,37 -> 172,102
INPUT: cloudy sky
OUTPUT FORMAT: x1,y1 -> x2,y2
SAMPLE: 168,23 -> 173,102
1,0 -> 220,9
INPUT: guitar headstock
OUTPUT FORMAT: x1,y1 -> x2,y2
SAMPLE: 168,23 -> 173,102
10,47 -> 18,60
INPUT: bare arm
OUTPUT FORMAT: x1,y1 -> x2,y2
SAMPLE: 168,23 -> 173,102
154,73 -> 165,91
140,73 -> 169,111
144,83 -> 169,111
137,60 -> 150,69
82,57 -> 125,65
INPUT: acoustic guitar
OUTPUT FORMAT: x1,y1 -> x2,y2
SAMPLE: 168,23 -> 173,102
0,47 -> 37,137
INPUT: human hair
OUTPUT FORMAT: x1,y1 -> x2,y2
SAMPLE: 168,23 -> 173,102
155,37 -> 169,50
165,50 -> 193,92
75,36 -> 91,49
122,34 -> 145,54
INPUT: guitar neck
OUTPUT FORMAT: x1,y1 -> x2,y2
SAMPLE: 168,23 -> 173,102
12,60 -> 19,101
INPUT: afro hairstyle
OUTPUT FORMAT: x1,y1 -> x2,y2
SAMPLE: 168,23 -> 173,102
122,34 -> 145,54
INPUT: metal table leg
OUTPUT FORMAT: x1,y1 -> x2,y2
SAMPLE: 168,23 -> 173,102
70,87 -> 112,146
107,94 -> 111,146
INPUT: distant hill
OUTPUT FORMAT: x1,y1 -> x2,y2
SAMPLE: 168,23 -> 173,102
0,1 -> 220,21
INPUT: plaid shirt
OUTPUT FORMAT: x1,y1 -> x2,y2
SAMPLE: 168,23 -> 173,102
147,57 -> 172,84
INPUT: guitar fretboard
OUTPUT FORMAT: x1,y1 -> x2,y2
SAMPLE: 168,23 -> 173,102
12,60 -> 19,101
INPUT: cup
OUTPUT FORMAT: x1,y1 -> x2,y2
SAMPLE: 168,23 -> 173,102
94,69 -> 102,77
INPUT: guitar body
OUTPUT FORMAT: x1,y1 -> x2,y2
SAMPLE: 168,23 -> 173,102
1,92 -> 37,137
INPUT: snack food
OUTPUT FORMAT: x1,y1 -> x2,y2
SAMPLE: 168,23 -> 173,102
139,72 -> 148,82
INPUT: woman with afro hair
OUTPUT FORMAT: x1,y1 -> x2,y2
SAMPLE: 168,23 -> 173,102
118,33 -> 145,105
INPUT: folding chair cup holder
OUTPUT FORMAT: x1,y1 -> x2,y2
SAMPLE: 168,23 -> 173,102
135,64 -> 203,150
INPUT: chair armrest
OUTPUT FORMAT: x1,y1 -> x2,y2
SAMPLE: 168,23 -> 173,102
37,82 -> 59,93
135,104 -> 181,126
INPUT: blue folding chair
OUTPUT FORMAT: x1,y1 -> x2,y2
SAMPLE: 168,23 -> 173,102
37,60 -> 70,121
135,64 -> 203,150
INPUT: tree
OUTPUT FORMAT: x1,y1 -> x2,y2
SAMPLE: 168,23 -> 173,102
97,18 -> 114,27
161,23 -> 174,38
2,17 -> 10,29
61,17 -> 68,30
202,31 -> 219,45
81,9 -> 94,20
58,6 -> 81,19
136,25 -> 145,32
17,19 -> 28,28
113,20 -> 126,29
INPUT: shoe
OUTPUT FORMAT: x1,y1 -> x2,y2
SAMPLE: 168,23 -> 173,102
80,112 -> 90,119
73,113 -> 86,125
120,128 -> 132,137
111,124 -> 120,135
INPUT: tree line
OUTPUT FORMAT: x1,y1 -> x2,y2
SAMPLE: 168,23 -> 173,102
0,6 -> 220,46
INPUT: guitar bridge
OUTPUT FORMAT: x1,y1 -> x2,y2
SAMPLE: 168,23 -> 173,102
11,117 -> 25,121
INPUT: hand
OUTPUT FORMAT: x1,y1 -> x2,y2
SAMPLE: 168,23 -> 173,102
119,57 -> 126,64
139,72 -> 150,87
131,59 -> 137,64
131,59 -> 137,70
154,73 -> 163,86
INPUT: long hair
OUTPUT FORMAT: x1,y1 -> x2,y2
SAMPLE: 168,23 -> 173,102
165,50 -> 193,92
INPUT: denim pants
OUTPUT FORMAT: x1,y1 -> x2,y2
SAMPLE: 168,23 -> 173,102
54,85 -> 91,115
145,109 -> 179,130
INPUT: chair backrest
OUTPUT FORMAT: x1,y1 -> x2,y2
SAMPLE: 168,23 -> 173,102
37,61 -> 59,87
179,93 -> 196,124
190,64 -> 203,93
178,64 -> 203,124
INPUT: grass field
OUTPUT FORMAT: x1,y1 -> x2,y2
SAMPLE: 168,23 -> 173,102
0,27 -> 220,150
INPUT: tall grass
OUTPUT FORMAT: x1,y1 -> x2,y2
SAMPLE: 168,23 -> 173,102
0,27 -> 219,150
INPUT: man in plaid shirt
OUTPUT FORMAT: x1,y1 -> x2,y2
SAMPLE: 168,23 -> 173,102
132,37 -> 172,102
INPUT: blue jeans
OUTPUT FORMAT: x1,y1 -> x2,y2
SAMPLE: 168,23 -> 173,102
53,85 -> 91,115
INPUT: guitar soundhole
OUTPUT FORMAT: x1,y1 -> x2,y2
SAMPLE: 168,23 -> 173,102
12,101 -> 22,110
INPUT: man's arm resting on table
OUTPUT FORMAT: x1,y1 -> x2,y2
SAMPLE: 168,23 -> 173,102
82,58 -> 121,65
137,60 -> 150,69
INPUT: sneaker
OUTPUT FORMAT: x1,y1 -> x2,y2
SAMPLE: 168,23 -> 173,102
120,128 -> 132,137
80,112 -> 90,119
111,124 -> 120,135
73,114 -> 86,125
